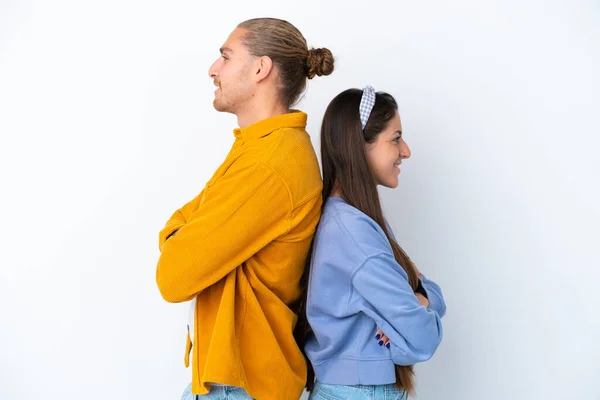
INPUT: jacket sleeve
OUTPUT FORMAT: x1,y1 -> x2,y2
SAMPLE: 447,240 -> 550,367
156,162 -> 292,303
158,189 -> 205,252
352,253 -> 443,366
420,274 -> 447,318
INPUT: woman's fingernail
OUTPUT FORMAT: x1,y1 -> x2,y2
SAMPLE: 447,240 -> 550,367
378,340 -> 384,346
386,343 -> 390,348
375,334 -> 381,340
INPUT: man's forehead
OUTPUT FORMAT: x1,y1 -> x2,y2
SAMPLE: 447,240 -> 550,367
221,28 -> 247,51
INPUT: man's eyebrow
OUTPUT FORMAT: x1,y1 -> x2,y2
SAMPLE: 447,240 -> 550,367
219,47 -> 233,54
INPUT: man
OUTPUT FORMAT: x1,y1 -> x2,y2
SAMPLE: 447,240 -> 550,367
156,18 -> 334,400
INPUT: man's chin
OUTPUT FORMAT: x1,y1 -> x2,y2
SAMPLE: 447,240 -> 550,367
213,100 -> 232,113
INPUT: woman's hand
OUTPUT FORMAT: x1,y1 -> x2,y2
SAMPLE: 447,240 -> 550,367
415,292 -> 429,308
375,328 -> 391,348
375,260 -> 428,349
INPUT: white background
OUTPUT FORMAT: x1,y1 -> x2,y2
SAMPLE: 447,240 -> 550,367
1,0 -> 599,399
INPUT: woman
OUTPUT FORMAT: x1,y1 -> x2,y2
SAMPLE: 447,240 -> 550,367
298,87 -> 446,399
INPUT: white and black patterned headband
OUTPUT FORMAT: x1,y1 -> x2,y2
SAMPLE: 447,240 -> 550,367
359,86 -> 376,129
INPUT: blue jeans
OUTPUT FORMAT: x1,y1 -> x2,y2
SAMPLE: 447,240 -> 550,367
181,383 -> 253,400
308,381 -> 407,400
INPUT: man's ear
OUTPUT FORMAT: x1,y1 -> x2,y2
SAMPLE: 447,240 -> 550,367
254,56 -> 274,83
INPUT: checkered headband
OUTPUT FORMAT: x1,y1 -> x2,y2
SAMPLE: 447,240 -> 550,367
359,86 -> 376,129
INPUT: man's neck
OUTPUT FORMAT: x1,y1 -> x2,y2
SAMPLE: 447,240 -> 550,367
235,100 -> 289,129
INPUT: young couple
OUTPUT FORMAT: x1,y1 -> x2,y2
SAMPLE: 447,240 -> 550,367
156,17 -> 446,400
